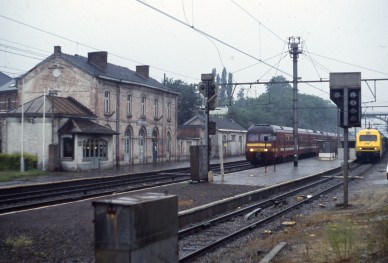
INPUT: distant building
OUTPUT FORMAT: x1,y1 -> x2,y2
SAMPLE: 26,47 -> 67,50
0,46 -> 179,171
0,72 -> 17,113
177,111 -> 246,160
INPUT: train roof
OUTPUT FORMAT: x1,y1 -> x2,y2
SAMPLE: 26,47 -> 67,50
357,128 -> 383,136
247,124 -> 326,135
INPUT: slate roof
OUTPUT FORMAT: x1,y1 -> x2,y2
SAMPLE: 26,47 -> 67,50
0,72 -> 12,86
4,95 -> 96,118
183,112 -> 246,132
22,47 -> 178,95
58,119 -> 119,135
60,53 -> 168,89
0,79 -> 16,92
0,72 -> 16,92
210,115 -> 246,131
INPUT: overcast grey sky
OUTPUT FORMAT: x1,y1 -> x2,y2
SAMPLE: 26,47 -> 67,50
1,0 -> 388,109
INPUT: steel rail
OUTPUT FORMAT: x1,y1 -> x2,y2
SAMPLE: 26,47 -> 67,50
179,164 -> 371,262
178,176 -> 335,238
0,161 -> 253,214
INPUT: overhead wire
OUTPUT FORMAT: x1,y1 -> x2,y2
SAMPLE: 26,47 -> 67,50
232,51 -> 288,75
0,48 -> 44,61
0,43 -> 49,58
0,14 -> 198,81
2,4 -> 385,105
307,50 -> 388,76
229,0 -> 284,44
181,0 -> 190,25
136,0 -> 293,79
258,52 -> 289,81
226,2 -> 388,101
301,53 -> 331,75
226,1 -> 333,97
303,42 -> 327,79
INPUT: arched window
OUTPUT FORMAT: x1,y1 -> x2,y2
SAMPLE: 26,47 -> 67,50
104,91 -> 110,113
166,131 -> 171,153
152,128 -> 159,162
82,138 -> 107,158
139,128 -> 146,162
124,128 -> 132,163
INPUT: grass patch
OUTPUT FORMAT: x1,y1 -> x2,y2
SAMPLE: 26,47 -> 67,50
0,170 -> 47,182
4,234 -> 46,261
4,234 -> 33,250
326,219 -> 355,261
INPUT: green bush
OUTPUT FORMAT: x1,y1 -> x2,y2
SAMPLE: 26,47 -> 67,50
0,153 -> 38,171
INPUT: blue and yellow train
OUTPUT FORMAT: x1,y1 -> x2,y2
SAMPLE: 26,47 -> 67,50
355,128 -> 387,162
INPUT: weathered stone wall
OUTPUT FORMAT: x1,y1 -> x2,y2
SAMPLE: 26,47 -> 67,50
8,50 -> 179,169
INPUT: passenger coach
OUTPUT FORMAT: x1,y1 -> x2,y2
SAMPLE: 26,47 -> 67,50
245,124 -> 336,165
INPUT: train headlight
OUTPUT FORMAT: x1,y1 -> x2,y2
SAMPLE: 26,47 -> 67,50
264,148 -> 268,152
249,148 -> 254,152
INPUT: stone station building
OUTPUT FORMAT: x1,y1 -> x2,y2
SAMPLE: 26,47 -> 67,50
0,46 -> 179,171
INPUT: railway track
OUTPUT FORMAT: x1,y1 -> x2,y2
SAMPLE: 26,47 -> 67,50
178,163 -> 372,262
0,160 -> 253,214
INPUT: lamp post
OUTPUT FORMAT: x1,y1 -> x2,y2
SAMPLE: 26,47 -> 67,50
20,78 -> 25,172
48,89 -> 58,144
42,89 -> 48,171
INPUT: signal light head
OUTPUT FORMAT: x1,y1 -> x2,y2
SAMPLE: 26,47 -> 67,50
197,82 -> 206,96
347,89 -> 361,127
333,91 -> 342,99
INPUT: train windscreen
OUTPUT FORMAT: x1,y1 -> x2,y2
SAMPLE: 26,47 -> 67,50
247,133 -> 273,142
359,135 -> 377,141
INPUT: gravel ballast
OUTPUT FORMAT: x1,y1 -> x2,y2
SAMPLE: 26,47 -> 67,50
1,159 -> 387,262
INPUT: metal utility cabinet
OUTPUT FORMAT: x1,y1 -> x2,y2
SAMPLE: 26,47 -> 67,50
189,145 -> 208,181
93,193 -> 178,263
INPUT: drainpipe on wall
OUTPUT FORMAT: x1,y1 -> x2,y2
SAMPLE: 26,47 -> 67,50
116,82 -> 120,168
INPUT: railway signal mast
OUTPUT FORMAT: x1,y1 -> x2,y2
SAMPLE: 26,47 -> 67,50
198,73 -> 219,176
330,72 -> 362,206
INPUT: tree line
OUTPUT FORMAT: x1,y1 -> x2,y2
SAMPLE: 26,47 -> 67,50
165,68 -> 338,134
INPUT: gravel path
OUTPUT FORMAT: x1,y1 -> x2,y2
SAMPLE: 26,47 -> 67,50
0,181 -> 258,263
1,159 -> 387,263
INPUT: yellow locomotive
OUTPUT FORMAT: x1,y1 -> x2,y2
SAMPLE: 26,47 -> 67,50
355,128 -> 387,162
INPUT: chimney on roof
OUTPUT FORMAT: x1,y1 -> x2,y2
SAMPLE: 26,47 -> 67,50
136,65 -> 149,78
88,51 -> 108,70
54,46 -> 61,54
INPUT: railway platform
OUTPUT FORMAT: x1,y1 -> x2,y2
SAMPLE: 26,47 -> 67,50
213,157 -> 345,187
0,155 -> 347,190
0,156 -> 245,188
